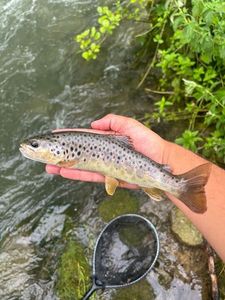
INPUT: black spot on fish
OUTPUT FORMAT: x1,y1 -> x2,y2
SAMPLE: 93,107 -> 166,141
92,153 -> 96,157
72,153 -> 75,157
57,151 -> 60,155
62,142 -> 65,146
79,145 -> 82,148
77,151 -> 81,156
75,148 -> 77,152
66,149 -> 68,153
70,146 -> 74,152
90,147 -> 93,150
94,146 -> 97,149
97,154 -> 99,158
84,158 -> 86,162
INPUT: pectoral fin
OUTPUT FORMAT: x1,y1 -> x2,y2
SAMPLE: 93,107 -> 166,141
58,160 -> 78,168
105,176 -> 119,196
161,164 -> 172,173
142,187 -> 167,202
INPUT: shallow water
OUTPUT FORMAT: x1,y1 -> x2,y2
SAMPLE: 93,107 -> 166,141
0,1 -> 210,299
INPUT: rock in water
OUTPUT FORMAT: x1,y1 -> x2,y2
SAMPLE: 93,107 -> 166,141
171,207 -> 203,246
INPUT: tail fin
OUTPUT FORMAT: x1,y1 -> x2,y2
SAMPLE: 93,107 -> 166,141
177,163 -> 211,214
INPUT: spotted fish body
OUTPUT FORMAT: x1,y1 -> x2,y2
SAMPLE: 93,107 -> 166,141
20,131 -> 211,213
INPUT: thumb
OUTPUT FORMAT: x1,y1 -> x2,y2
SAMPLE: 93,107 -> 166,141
91,114 -> 132,133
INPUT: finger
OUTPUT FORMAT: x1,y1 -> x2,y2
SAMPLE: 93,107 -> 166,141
52,128 -> 114,134
59,168 -> 106,182
91,114 -> 132,133
46,164 -> 61,175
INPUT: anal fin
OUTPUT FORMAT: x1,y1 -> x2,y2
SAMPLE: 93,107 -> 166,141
142,187 -> 167,202
105,176 -> 119,196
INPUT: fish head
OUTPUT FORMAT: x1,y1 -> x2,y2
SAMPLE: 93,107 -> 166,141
19,135 -> 63,164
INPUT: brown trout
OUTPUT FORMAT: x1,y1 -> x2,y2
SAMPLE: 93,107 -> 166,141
19,131 -> 211,213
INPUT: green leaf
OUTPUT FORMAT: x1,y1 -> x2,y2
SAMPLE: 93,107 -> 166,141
176,130 -> 203,152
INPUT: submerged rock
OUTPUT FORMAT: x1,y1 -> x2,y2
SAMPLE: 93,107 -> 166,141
171,207 -> 203,246
98,189 -> 139,222
56,240 -> 91,300
112,279 -> 155,300
0,235 -> 36,299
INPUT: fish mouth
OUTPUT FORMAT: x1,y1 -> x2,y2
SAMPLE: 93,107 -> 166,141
19,143 -> 33,152
19,143 -> 36,160
19,143 -> 55,164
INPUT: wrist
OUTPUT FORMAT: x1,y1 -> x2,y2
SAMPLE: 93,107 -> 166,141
162,141 -> 207,174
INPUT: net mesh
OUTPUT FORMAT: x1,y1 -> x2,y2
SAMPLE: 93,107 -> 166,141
94,215 -> 158,287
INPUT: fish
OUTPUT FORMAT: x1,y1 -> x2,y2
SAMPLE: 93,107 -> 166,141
19,131 -> 211,213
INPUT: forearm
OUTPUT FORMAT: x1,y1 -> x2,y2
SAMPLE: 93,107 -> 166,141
164,142 -> 225,261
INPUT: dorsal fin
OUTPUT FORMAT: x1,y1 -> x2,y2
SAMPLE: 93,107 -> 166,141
109,134 -> 134,149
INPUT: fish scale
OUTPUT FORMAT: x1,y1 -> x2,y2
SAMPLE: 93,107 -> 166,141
20,131 -> 211,214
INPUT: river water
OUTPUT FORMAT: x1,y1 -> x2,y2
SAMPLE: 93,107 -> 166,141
0,1 -> 210,299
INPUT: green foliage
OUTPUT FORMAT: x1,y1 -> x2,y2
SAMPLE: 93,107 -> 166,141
75,0 -> 148,60
143,0 -> 225,163
75,0 -> 225,163
175,130 -> 203,152
154,96 -> 173,117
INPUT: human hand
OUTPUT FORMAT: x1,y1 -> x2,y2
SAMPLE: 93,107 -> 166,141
45,114 -> 167,188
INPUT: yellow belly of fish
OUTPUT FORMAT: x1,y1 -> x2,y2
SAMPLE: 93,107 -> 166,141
75,159 -> 161,197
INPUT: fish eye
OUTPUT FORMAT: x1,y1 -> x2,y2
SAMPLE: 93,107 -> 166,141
30,140 -> 39,148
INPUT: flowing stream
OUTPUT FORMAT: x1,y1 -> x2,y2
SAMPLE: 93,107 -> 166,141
0,1 -> 210,299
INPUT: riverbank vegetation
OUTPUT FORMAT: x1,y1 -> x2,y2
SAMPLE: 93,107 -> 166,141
75,0 -> 225,165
